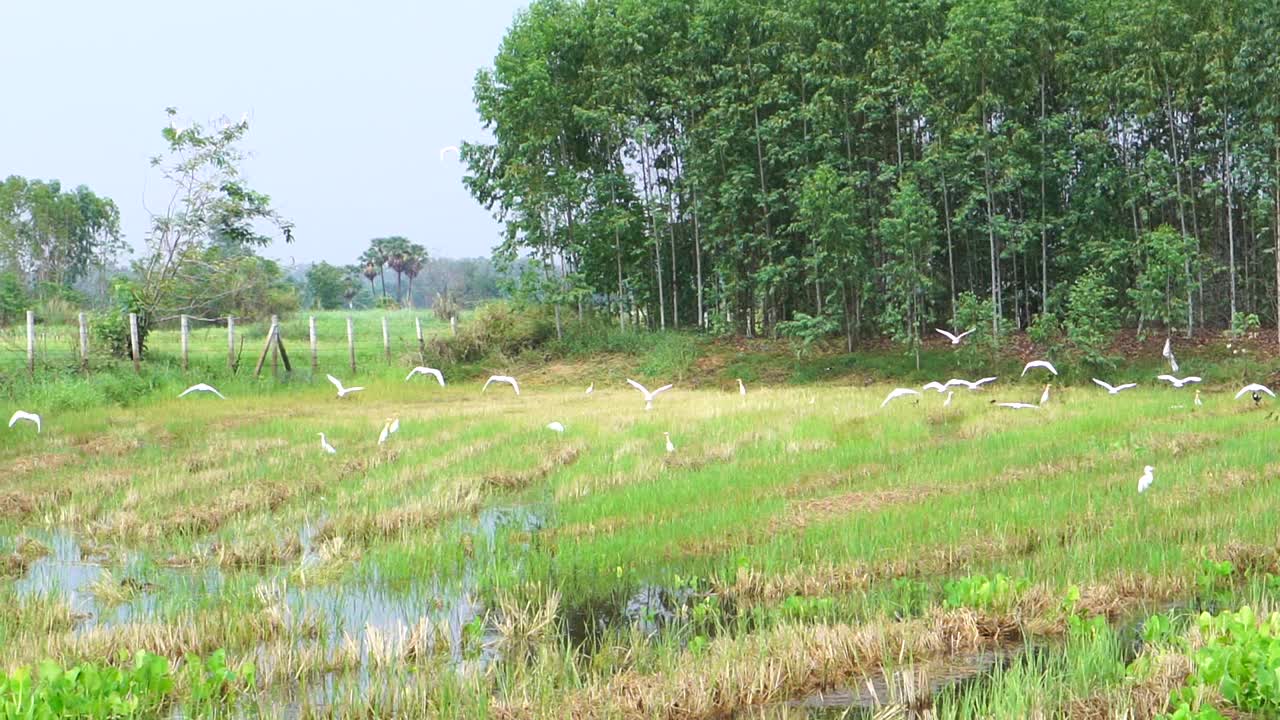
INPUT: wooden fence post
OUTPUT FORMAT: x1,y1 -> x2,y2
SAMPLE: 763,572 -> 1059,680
415,316 -> 425,361
381,315 -> 390,363
227,317 -> 236,372
128,313 -> 141,374
77,312 -> 88,371
180,315 -> 190,371
450,316 -> 457,336
252,321 -> 277,377
347,316 -> 356,374
308,316 -> 318,373
270,315 -> 279,376
25,310 -> 34,375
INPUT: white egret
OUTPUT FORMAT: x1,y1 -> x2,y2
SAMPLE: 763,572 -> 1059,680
935,328 -> 975,345
626,379 -> 673,410
178,383 -> 225,399
585,383 -> 594,395
1040,384 -> 1052,405
947,377 -> 998,391
1021,360 -> 1059,377
1235,384 -> 1275,405
547,422 -> 565,433
405,367 -> 445,386
8,410 -> 41,433
1162,338 -> 1179,373
440,145 -> 460,161
737,378 -> 747,396
944,391 -> 954,407
1138,465 -> 1154,494
881,388 -> 921,408
326,374 -> 365,398
1092,379 -> 1137,395
1194,389 -> 1202,407
1157,375 -> 1201,388
664,432 -> 675,453
923,381 -> 948,393
318,433 -> 337,454
996,402 -> 1039,410
482,375 -> 521,396
378,418 -> 400,445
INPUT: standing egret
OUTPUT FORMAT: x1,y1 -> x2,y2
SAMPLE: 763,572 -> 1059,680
935,328 -> 975,345
663,432 -> 675,453
1157,375 -> 1201,388
1235,384 -> 1275,406
881,388 -> 921,408
585,383 -> 594,395
7,410 -> 41,433
1021,360 -> 1059,377
944,391 -> 954,407
547,422 -> 565,433
1040,384 -> 1052,405
318,433 -> 337,454
1092,379 -> 1137,395
482,375 -> 521,396
378,418 -> 400,445
737,378 -> 747,396
626,379 -> 673,410
1138,465 -> 1154,493
179,383 -> 225,399
326,374 -> 365,398
1194,389 -> 1202,407
1162,338 -> 1179,373
405,367 -> 445,386
947,377 -> 998,391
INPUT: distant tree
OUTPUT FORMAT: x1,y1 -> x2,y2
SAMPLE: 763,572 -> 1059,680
878,177 -> 937,370
306,262 -> 347,310
0,272 -> 28,325
341,265 -> 362,308
0,175 -> 124,289
402,243 -> 428,308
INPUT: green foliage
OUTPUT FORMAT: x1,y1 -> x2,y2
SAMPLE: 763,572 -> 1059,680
305,262 -> 349,310
877,178 -> 936,368
1064,269 -> 1119,365
1027,312 -> 1063,350
1128,227 -> 1196,336
92,278 -> 150,360
0,175 -> 124,289
952,291 -> 1001,368
1225,312 -> 1260,341
942,574 -> 1027,612
0,272 -> 28,325
776,312 -> 838,358
778,595 -> 836,623
441,301 -> 555,362
1159,607 -> 1280,718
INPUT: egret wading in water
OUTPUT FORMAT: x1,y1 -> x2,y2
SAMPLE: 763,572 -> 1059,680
1236,384 -> 1275,406
1138,465 -> 1154,494
405,367 -> 445,386
547,421 -> 565,433
326,374 -> 365,399
664,432 -> 675,453
1092,379 -> 1137,395
318,433 -> 337,455
482,375 -> 521,396
179,383 -> 225,399
626,379 -> 673,411
935,328 -> 975,345
881,388 -> 921,408
378,418 -> 400,445
8,410 -> 41,433
1022,360 -> 1058,377
1157,375 -> 1201,388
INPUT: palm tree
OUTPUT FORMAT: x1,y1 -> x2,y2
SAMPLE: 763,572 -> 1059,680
403,243 -> 428,308
381,236 -> 411,304
342,265 -> 362,308
361,261 -> 378,297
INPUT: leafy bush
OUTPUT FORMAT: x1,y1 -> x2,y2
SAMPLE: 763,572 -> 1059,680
438,301 -> 555,362
1064,269 -> 1118,364
777,312 -> 838,358
92,278 -> 150,360
0,272 -> 28,326
942,574 -> 1027,612
952,291 -> 1003,369
1225,312 -> 1260,341
1027,311 -> 1063,350
1158,607 -> 1280,718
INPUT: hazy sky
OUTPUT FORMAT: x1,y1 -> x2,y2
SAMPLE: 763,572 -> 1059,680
0,0 -> 527,266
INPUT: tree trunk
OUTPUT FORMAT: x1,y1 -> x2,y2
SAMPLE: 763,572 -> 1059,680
1040,71 -> 1049,313
639,144 -> 666,329
1225,120 -> 1237,322
693,183 -> 704,328
1275,137 -> 1279,346
940,162 -> 956,322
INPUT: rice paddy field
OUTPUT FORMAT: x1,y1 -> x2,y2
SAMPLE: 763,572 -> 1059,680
3,357 -> 1280,718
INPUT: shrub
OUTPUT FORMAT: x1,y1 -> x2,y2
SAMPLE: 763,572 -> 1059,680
92,278 -> 150,360
438,301 -> 555,362
1064,269 -> 1118,365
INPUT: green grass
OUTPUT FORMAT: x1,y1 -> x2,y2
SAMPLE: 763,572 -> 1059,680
2,339 -> 1280,717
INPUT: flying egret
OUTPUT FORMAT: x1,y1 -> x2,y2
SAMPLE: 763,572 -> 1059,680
440,146 -> 460,161
923,381 -> 948,393
626,379 -> 673,411
318,433 -> 336,455
482,375 -> 521,396
1021,360 -> 1059,377
1157,375 -> 1201,388
947,377 -> 997,391
996,402 -> 1039,410
585,383 -> 594,395
663,432 -> 675,454
1162,338 -> 1179,373
8,410 -> 41,433
1138,465 -> 1154,494
179,383 -> 225,399
1236,384 -> 1275,406
737,378 -> 747,396
1092,379 -> 1137,395
378,418 -> 400,445
1040,384 -> 1052,405
944,391 -> 954,407
881,388 -> 921,408
935,328 -> 975,345
405,367 -> 445,386
326,374 -> 365,398
547,421 -> 565,433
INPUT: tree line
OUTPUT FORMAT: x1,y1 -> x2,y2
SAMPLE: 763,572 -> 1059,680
465,0 -> 1280,354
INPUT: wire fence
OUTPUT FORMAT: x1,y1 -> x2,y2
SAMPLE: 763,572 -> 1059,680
0,310 -> 455,377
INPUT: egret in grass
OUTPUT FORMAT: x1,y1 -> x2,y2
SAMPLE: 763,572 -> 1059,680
547,422 -> 565,433
179,383 -> 225,399
1092,379 -> 1137,395
664,432 -> 675,453
626,379 -> 673,411
326,374 -> 365,398
1195,389 -> 1202,407
1235,384 -> 1275,406
482,375 -> 521,396
947,377 -> 997,391
935,328 -> 975,345
1162,338 -> 1179,373
318,433 -> 337,454
1022,360 -> 1058,377
1138,465 -> 1154,494
405,367 -> 445,386
881,388 -> 921,408
737,378 -> 747,396
378,418 -> 400,445
585,383 -> 594,395
1040,384 -> 1052,405
944,391 -> 954,407
1157,375 -> 1201,388
995,402 -> 1039,410
8,411 -> 41,433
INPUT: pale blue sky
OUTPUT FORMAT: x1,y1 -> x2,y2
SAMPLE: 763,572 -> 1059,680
0,0 -> 527,265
